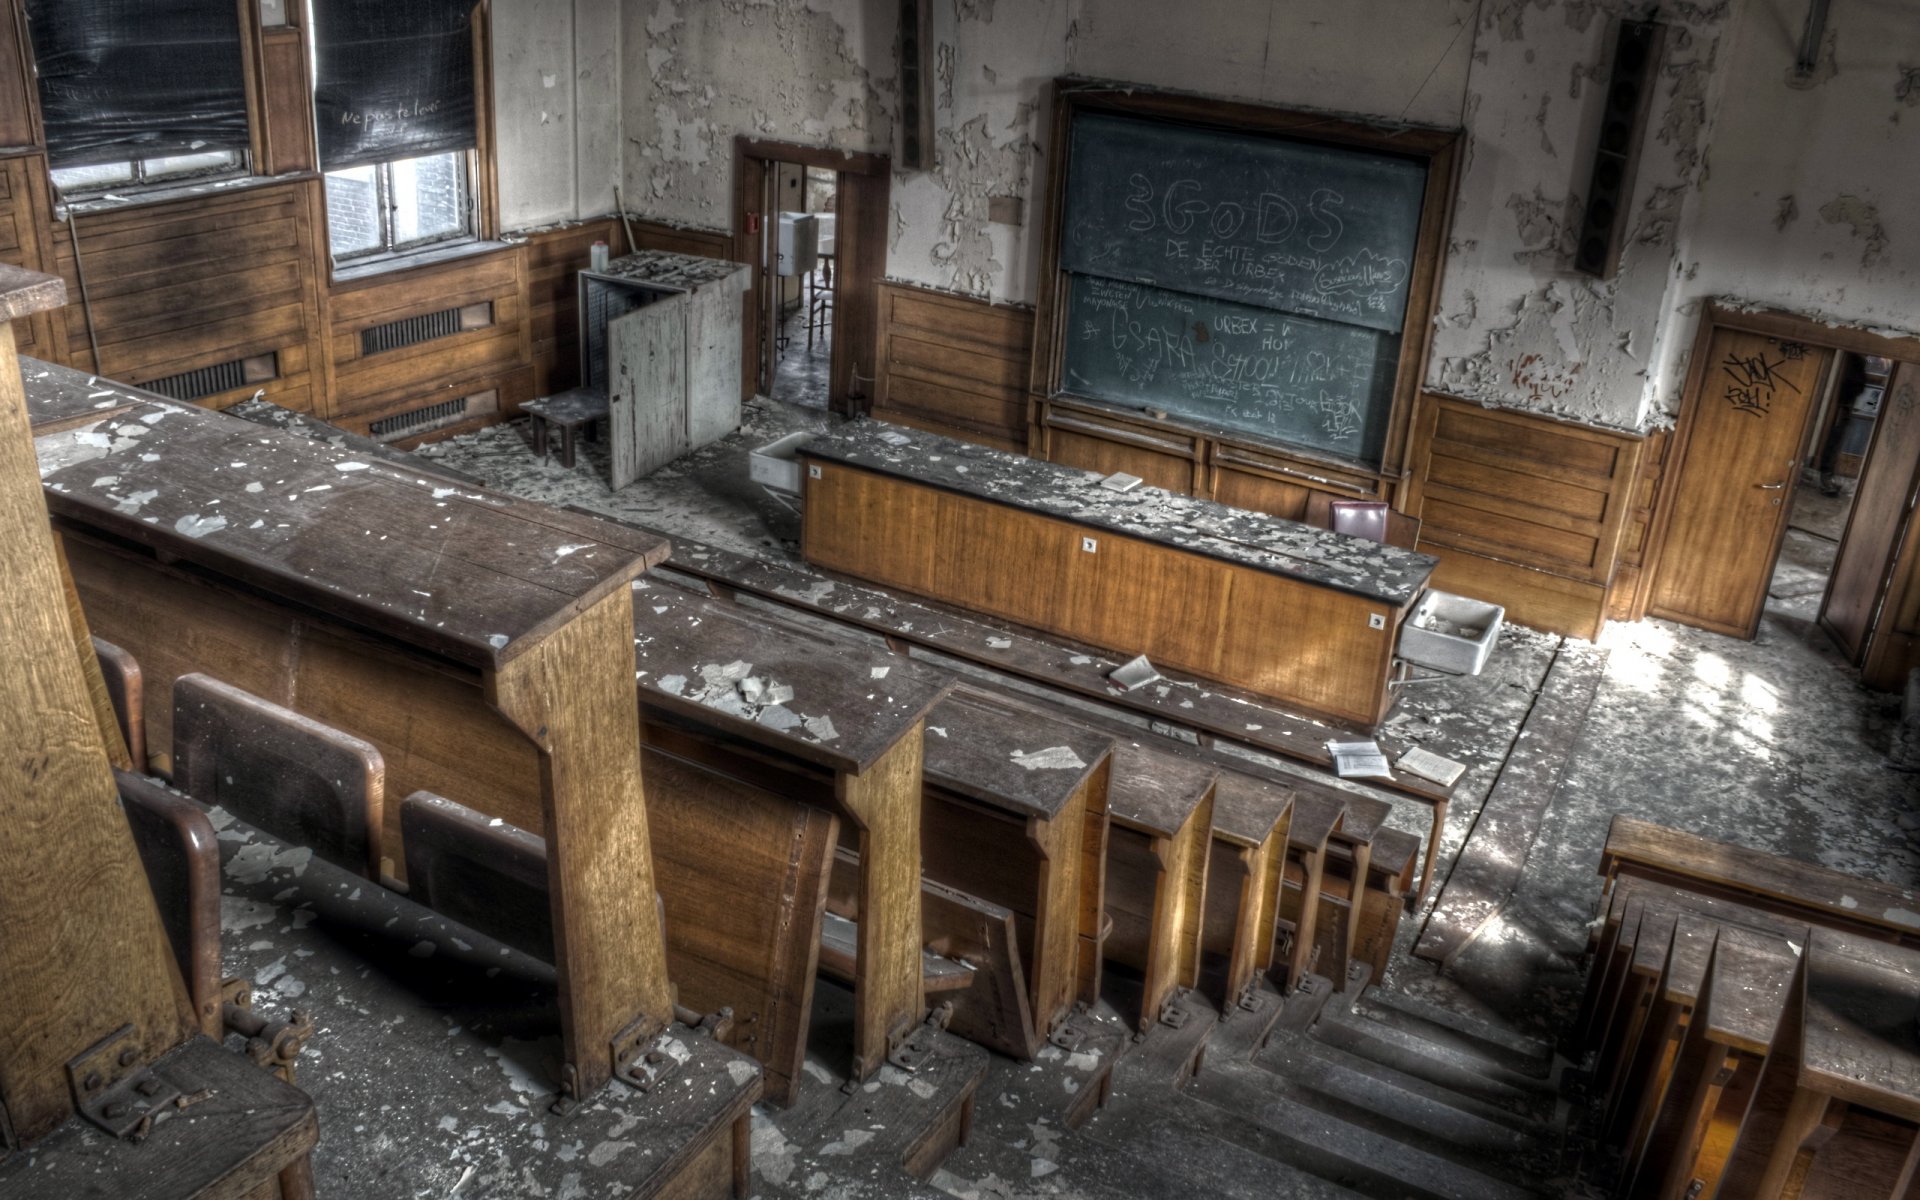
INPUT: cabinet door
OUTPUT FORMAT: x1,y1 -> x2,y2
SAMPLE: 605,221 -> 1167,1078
608,294 -> 688,487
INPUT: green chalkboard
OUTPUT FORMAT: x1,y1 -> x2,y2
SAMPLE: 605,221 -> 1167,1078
1062,112 -> 1428,334
1062,274 -> 1400,465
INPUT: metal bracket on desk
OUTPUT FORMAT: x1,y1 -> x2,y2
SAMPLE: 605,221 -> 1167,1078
887,1002 -> 953,1073
66,1025 -> 182,1143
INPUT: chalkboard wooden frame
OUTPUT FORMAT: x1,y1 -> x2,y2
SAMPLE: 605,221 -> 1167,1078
1028,79 -> 1461,488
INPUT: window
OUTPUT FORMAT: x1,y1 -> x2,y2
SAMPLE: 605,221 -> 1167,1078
325,150 -> 473,261
26,0 -> 251,180
51,150 -> 250,198
311,0 -> 481,267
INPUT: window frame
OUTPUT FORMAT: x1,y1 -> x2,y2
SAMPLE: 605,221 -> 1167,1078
49,149 -> 254,201
323,148 -> 479,267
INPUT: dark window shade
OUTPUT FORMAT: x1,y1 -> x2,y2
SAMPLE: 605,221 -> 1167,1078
313,0 -> 477,171
25,0 -> 250,168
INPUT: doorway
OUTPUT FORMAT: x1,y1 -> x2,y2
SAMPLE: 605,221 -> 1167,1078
1646,304 -> 1920,687
732,138 -> 890,418
1768,353 -> 1887,618
762,163 -> 838,409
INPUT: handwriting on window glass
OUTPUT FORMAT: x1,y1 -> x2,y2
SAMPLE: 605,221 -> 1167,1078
1721,349 -> 1802,418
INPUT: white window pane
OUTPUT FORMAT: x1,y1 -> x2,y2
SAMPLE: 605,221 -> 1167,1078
51,162 -> 135,192
325,166 -> 383,259
141,150 -> 245,180
390,152 -> 468,247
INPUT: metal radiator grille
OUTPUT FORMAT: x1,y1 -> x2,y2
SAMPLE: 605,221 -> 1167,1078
361,306 -> 464,356
144,358 -> 249,402
366,389 -> 498,443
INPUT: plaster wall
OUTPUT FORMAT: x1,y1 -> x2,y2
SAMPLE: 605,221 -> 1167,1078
618,0 -> 898,232
1651,0 -> 1920,417
565,0 -> 1916,430
492,0 -> 624,231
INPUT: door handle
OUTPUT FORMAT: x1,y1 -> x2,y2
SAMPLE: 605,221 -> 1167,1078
1755,481 -> 1786,490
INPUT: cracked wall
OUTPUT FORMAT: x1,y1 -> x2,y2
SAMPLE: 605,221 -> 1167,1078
1652,0 -> 1920,418
493,0 -> 623,231
619,0 -> 896,231
1427,0 -> 1731,429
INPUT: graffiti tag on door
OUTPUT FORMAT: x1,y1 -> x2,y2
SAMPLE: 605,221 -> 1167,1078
1720,344 -> 1805,418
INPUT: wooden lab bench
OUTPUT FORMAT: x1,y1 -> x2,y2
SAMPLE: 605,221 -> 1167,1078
798,420 -> 1439,729
1102,742 -> 1218,1031
630,577 -> 952,1086
30,372 -> 682,1107
919,686 -> 1117,1054
0,266 -> 319,1198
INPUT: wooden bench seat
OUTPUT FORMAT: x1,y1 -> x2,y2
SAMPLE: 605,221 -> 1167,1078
116,771 -> 226,1040
172,672 -> 386,882
630,577 -> 952,1084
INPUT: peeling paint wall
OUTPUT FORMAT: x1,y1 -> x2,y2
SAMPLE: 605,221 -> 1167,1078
492,0 -> 623,231
1652,0 -> 1920,418
554,0 -> 1916,428
619,0 -> 897,231
1426,1 -> 1730,430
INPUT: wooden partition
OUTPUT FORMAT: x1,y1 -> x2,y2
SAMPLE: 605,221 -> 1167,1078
1400,393 -> 1644,640
873,282 -> 1034,452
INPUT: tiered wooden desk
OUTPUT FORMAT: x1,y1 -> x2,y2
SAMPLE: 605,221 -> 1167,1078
629,577 -> 951,1087
0,267 -> 318,1198
1577,816 -> 1920,1200
798,420 -> 1439,728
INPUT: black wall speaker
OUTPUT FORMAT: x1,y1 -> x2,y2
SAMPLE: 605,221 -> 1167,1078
1574,18 -> 1668,279
898,0 -> 933,171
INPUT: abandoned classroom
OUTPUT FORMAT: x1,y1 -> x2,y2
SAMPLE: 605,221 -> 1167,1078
1,0 -> 1917,1197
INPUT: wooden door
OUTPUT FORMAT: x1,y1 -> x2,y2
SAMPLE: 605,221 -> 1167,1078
1649,328 -> 1833,637
1820,364 -> 1920,663
608,295 -> 688,488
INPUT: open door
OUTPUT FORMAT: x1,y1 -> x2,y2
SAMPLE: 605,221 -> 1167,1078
1822,363 -> 1920,667
1648,325 -> 1833,638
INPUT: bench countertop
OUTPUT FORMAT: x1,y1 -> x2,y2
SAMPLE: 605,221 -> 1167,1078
798,419 -> 1437,608
31,374 -> 666,671
923,685 -> 1116,822
632,579 -> 951,775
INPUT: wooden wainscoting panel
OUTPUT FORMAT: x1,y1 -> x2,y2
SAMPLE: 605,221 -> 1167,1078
1209,441 -> 1391,522
1607,428 -> 1670,623
1037,399 -> 1202,494
0,155 -> 63,364
49,181 -> 322,412
525,219 -> 622,399
873,283 -> 1034,451
327,246 -> 532,431
258,27 -> 317,176
1404,393 -> 1641,639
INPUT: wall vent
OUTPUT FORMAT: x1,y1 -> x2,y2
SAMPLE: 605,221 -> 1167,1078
361,301 -> 493,357
143,352 -> 277,402
367,389 -> 498,443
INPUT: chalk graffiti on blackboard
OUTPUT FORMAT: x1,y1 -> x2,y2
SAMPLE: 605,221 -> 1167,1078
1065,275 -> 1395,462
1721,349 -> 1802,419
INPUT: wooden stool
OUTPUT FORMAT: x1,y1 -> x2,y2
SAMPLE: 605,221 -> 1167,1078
522,387 -> 610,468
